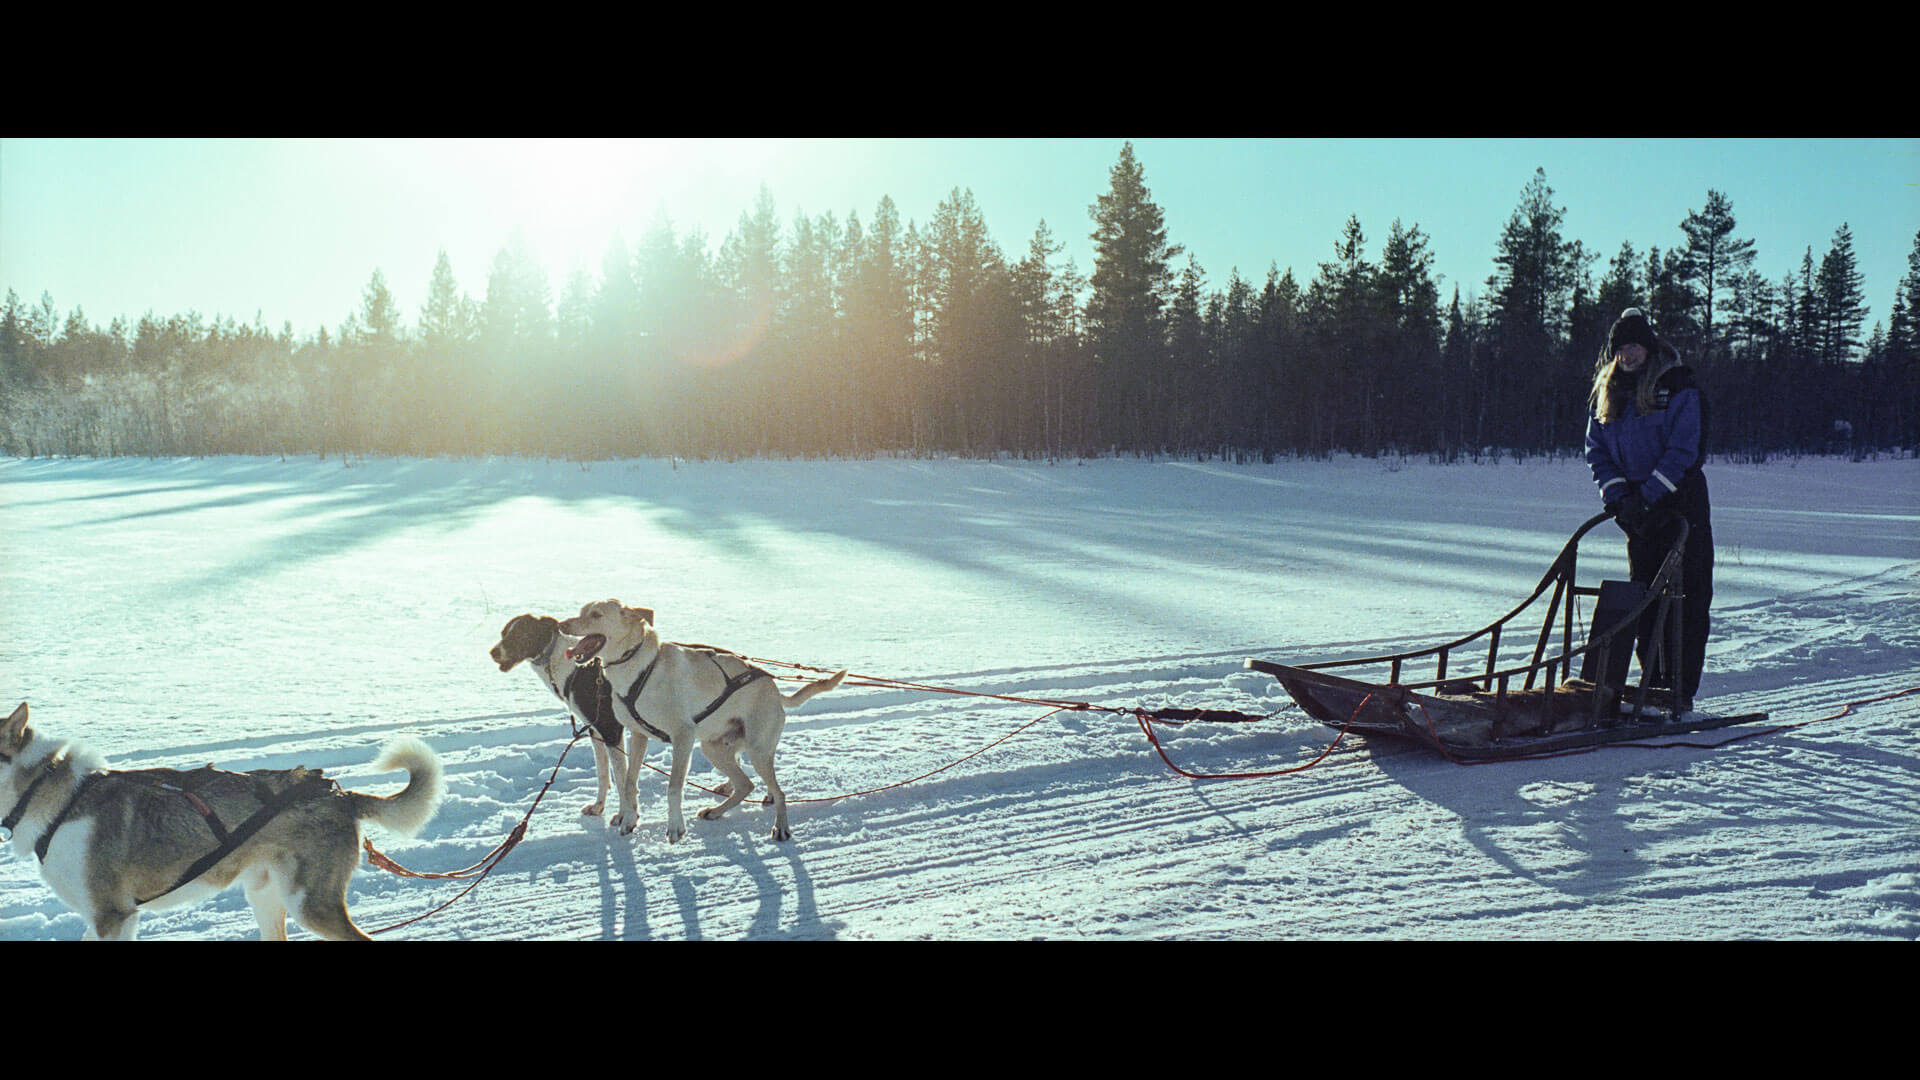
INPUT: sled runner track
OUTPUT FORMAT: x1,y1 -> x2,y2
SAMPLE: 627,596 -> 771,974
34,678 -> 1915,942
378,746 -> 1412,941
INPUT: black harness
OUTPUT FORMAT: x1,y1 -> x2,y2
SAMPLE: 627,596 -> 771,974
0,753 -> 58,843
532,632 -> 623,746
134,768 -> 339,905
613,645 -> 771,742
562,665 -> 623,746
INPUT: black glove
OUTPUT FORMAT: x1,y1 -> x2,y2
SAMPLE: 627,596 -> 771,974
1609,493 -> 1649,534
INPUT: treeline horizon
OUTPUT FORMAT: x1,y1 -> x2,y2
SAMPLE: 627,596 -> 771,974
5,143 -> 1918,463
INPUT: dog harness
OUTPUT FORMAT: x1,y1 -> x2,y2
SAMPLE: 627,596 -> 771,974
614,647 -> 772,742
563,665 -> 623,746
531,631 -> 623,746
131,770 -> 339,905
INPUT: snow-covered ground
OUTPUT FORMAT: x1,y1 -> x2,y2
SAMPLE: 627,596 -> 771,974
1,452 -> 1915,940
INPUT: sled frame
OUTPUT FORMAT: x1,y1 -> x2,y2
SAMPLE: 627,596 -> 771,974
1247,512 -> 1698,743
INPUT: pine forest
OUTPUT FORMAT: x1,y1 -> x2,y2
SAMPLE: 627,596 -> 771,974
5,144 -> 1917,463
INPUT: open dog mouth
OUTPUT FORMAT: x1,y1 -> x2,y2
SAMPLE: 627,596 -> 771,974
566,634 -> 606,662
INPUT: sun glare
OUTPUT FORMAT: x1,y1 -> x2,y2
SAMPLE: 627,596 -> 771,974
402,138 -> 793,282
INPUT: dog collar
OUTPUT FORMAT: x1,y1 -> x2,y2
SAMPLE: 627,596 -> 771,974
533,632 -> 560,669
0,757 -> 60,841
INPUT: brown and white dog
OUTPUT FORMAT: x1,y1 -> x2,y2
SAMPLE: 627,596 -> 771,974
489,612 -> 645,826
559,600 -> 845,843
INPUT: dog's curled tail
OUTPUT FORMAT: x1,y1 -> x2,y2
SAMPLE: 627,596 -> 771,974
352,736 -> 445,838
783,668 -> 848,710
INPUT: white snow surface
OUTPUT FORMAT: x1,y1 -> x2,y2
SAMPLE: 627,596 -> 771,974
1,452 -> 1915,940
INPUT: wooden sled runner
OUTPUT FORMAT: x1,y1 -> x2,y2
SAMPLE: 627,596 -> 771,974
1246,512 -> 1768,761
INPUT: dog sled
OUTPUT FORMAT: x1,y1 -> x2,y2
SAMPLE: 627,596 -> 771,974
1246,512 -> 1768,761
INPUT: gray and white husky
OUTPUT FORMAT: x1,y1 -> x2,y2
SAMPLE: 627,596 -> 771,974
0,702 -> 443,940
559,600 -> 845,844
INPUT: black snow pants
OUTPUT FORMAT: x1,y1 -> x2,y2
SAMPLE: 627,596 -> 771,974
1624,469 -> 1714,703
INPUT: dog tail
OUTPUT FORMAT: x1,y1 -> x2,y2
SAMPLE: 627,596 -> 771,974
782,668 -> 847,710
351,736 -> 445,838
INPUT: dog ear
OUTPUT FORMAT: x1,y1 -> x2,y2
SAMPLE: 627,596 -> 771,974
4,703 -> 26,746
626,606 -> 655,627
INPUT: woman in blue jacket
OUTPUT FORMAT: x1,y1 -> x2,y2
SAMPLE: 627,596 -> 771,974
1584,308 -> 1712,713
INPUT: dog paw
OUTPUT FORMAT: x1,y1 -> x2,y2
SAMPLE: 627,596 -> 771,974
582,801 -> 605,817
770,825 -> 792,842
699,805 -> 727,821
617,817 -> 638,836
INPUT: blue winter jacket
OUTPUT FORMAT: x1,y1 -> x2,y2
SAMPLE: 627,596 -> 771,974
1584,365 -> 1705,509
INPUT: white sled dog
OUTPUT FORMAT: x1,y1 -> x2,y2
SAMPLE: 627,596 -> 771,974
559,601 -> 845,843
490,611 -> 645,825
0,701 -> 443,941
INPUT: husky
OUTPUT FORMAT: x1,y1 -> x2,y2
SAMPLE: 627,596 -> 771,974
558,600 -> 845,843
489,611 -> 643,825
0,701 -> 443,941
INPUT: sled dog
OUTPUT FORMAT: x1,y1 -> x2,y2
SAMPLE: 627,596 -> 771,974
559,600 -> 845,843
0,701 -> 443,941
490,611 -> 645,824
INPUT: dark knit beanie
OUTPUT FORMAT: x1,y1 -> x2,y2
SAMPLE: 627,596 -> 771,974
1608,308 -> 1659,355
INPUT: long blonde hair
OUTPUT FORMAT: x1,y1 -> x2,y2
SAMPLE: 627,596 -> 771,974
1589,342 -> 1680,425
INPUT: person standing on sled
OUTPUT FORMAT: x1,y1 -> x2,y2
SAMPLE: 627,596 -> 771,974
1584,308 -> 1713,714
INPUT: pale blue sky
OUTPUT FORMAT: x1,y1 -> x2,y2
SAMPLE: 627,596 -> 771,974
3,138 -> 1914,340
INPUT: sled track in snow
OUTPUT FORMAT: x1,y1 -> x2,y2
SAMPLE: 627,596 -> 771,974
9,638 -> 1914,940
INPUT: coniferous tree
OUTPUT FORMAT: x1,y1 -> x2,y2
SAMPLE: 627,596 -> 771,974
1438,285 -> 1476,458
413,249 -> 478,453
1813,222 -> 1869,368
1166,253 -> 1208,450
478,232 -> 554,453
845,195 -> 915,452
341,269 -> 404,452
1305,215 -> 1380,453
1485,169 -> 1586,450
1642,246 -> 1697,356
1678,190 -> 1757,364
1596,242 -> 1640,318
920,187 -> 1013,452
1257,264 -> 1303,453
778,209 -> 838,453
1,289 -> 30,392
1086,142 -> 1183,450
1888,229 -> 1920,448
1011,220 -> 1078,455
1376,219 -> 1443,451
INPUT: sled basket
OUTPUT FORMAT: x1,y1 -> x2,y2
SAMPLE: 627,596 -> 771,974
1245,513 -> 1767,760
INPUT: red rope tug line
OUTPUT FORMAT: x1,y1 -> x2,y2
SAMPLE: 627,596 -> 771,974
361,729 -> 588,936
1132,700 -> 1357,779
